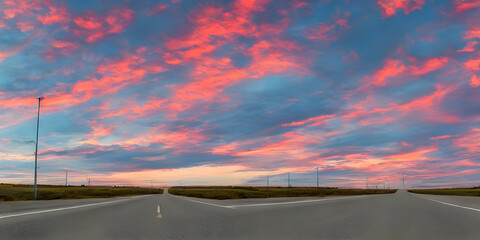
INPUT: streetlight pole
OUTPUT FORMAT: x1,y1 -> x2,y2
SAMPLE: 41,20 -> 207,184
287,172 -> 291,188
65,170 -> 68,186
315,167 -> 319,190
266,176 -> 269,188
33,97 -> 43,200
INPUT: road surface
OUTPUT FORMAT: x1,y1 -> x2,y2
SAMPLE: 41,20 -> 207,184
1,189 -> 480,239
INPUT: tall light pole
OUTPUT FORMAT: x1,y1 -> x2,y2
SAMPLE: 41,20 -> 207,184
402,173 -> 405,189
33,96 -> 44,200
65,170 -> 68,186
287,172 -> 291,188
266,176 -> 269,188
315,167 -> 319,190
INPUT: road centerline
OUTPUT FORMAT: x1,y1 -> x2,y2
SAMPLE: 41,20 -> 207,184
157,204 -> 163,218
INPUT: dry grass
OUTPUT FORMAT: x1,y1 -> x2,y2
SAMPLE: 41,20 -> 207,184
408,188 -> 480,196
169,186 -> 396,200
0,183 -> 163,201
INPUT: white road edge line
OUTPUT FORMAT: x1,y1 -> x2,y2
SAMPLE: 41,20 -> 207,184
423,198 -> 480,213
0,198 -> 131,220
172,194 -> 371,209
171,195 -> 233,209
227,195 -> 368,208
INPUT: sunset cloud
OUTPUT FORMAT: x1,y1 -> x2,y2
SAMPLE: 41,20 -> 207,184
454,0 -> 480,13
306,13 -> 351,42
73,8 -> 134,43
377,0 -> 426,18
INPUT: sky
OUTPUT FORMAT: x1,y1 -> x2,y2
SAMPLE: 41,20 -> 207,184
0,0 -> 479,188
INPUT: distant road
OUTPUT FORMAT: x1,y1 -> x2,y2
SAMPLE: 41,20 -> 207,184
1,189 -> 480,239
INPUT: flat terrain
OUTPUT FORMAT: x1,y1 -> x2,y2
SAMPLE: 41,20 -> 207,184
409,188 -> 480,196
2,189 -> 480,239
0,183 -> 163,201
169,186 -> 396,199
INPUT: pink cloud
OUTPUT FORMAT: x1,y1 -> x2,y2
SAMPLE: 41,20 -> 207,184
16,21 -> 36,31
152,1 -> 308,114
457,41 -> 477,52
362,59 -> 406,87
464,18 -> 480,40
82,120 -> 115,145
305,12 -> 351,43
454,128 -> 480,153
73,8 -> 134,43
0,48 -> 163,115
359,57 -> 449,89
164,1 -> 269,62
464,57 -> 480,71
407,57 -> 449,76
293,0 -> 309,8
344,84 -> 461,124
454,0 -> 480,13
429,135 -> 451,140
116,125 -> 209,152
377,0 -> 425,18
36,0 -> 70,25
2,0 -> 42,19
281,114 -> 335,127
99,97 -> 168,120
470,75 -> 480,88
146,3 -> 169,16
215,131 -> 320,162
42,40 -> 79,59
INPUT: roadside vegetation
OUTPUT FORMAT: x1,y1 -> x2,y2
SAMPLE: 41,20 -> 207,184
0,183 -> 163,201
408,187 -> 480,196
168,186 -> 397,200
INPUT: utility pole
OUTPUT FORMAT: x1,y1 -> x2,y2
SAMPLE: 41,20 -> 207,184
288,172 -> 291,188
33,96 -> 44,200
266,176 -> 269,188
402,173 -> 405,189
65,170 -> 68,186
315,167 -> 319,190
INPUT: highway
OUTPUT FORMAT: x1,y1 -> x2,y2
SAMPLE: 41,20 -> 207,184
1,189 -> 480,239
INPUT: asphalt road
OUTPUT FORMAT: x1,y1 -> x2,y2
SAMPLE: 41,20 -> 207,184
1,189 -> 480,240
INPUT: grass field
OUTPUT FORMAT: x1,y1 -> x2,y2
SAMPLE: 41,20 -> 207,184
408,188 -> 480,196
0,183 -> 163,201
168,186 -> 397,200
